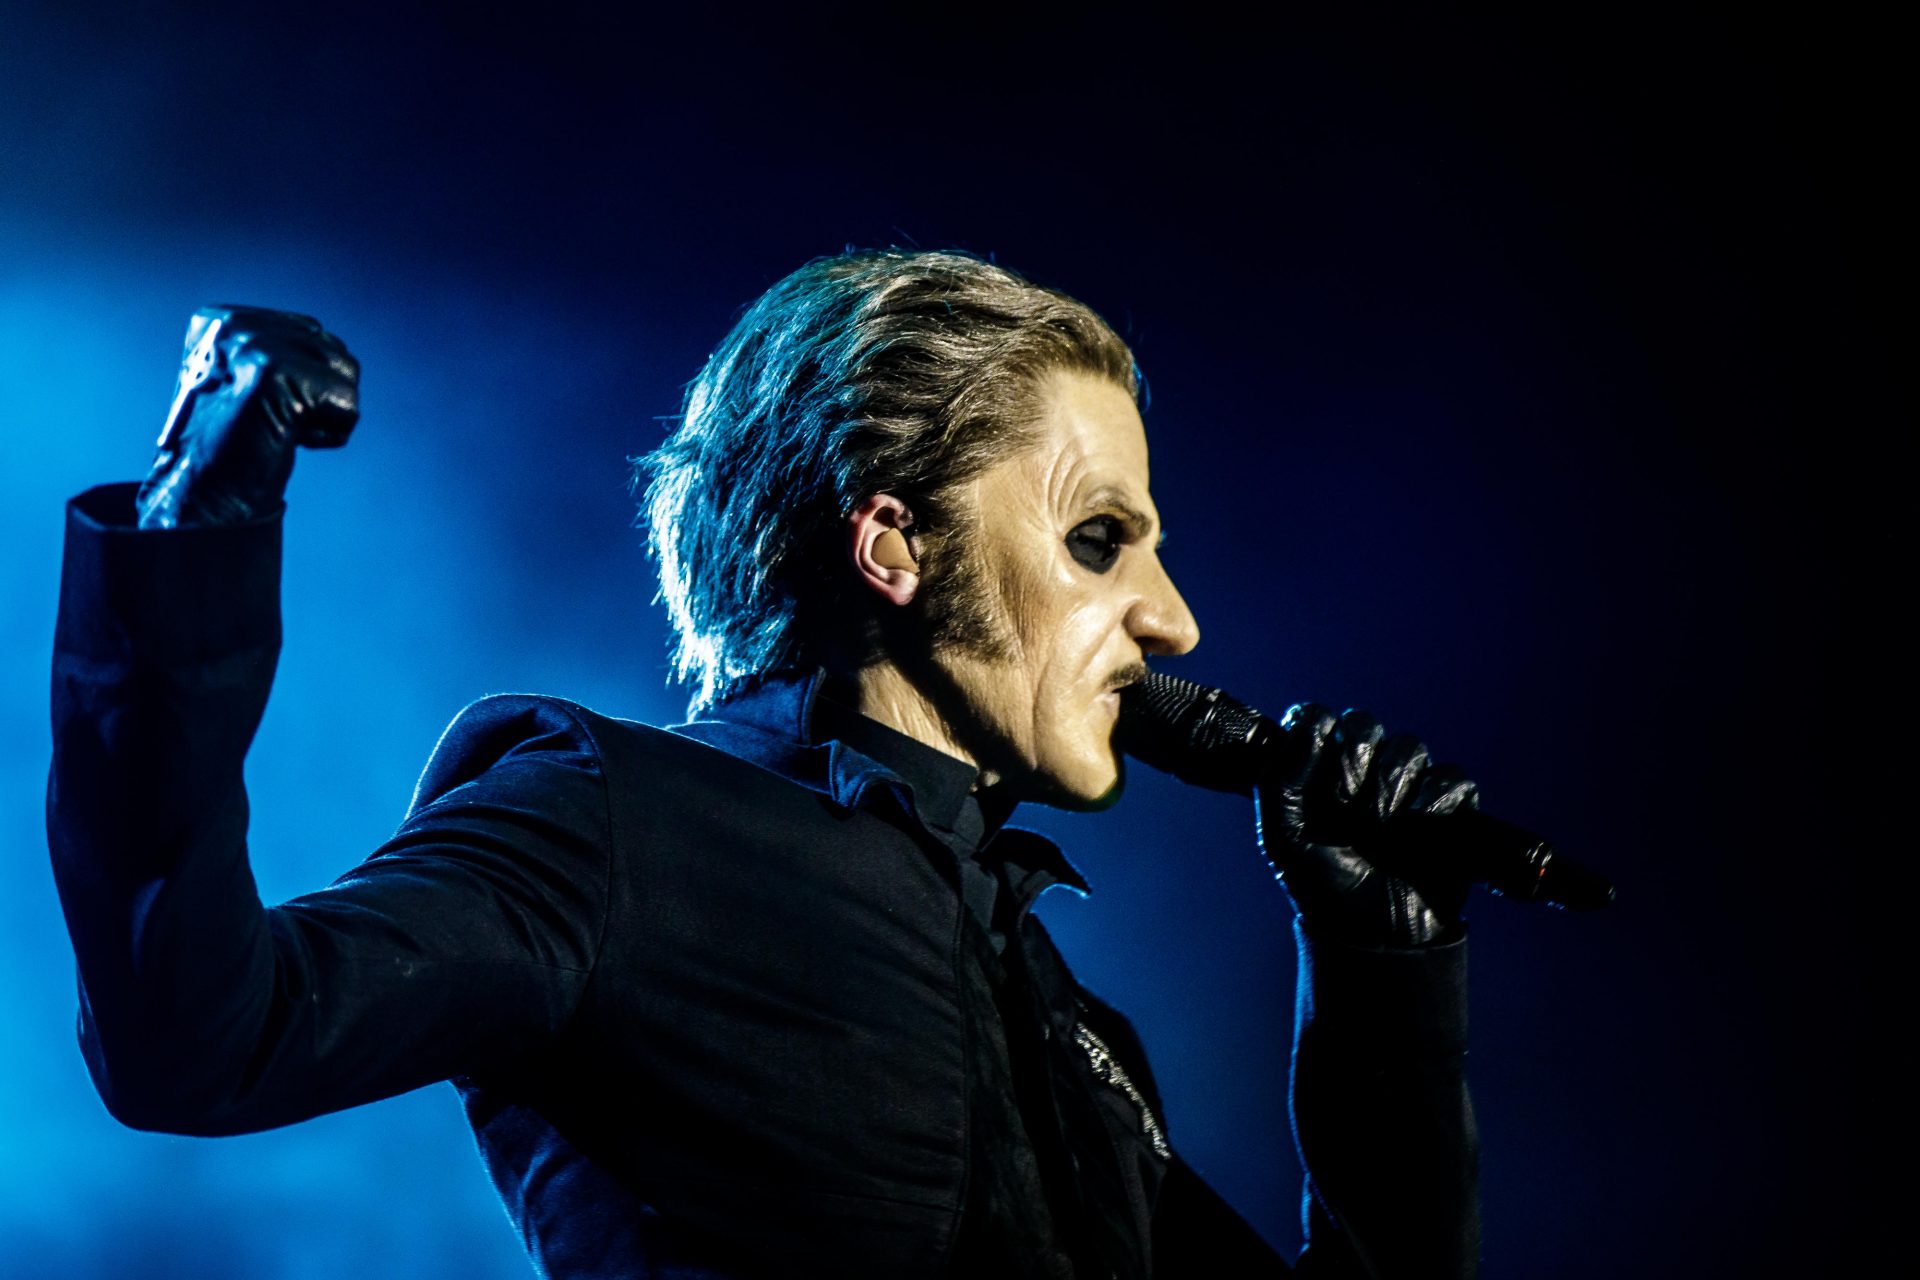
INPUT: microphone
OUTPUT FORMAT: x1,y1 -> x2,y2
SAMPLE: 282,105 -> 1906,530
1116,670 -> 1615,911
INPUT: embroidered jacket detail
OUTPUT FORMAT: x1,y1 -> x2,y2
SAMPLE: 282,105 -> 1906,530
1071,1014 -> 1170,1159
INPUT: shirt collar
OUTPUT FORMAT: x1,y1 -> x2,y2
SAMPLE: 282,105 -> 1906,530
671,668 -> 1090,903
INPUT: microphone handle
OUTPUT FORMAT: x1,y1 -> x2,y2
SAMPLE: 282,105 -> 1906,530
1377,807 -> 1615,911
1116,671 -> 1616,911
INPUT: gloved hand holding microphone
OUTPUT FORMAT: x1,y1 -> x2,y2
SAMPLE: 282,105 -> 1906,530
1116,672 -> 1613,948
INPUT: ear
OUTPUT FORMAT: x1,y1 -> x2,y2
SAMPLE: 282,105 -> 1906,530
848,493 -> 920,607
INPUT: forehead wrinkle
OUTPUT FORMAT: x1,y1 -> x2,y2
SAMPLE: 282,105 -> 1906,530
1038,443 -> 1083,523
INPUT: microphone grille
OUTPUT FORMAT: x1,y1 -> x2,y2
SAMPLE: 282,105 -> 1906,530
1118,670 -> 1271,794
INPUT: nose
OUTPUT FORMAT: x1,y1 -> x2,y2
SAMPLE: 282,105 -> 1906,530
1128,554 -> 1201,657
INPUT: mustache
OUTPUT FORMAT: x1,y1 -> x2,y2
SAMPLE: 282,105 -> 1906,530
1105,661 -> 1151,692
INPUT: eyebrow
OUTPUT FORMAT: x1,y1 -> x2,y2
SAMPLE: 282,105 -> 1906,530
1077,485 -> 1165,545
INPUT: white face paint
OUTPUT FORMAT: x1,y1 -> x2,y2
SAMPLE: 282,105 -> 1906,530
931,369 -> 1201,808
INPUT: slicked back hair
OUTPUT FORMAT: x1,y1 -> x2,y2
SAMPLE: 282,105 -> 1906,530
634,249 -> 1140,714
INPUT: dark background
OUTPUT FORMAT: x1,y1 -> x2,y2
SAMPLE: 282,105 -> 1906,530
1,3 -> 1895,1275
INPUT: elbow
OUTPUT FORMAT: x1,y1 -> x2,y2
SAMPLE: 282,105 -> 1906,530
97,1085 -> 196,1135
86,1051 -> 216,1135
91,1071 -> 249,1138
79,1022 -> 239,1137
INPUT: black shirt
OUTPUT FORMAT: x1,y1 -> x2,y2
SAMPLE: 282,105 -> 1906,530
804,690 -> 1010,955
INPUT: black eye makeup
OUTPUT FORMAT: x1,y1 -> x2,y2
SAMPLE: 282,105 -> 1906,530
1066,515 -> 1126,573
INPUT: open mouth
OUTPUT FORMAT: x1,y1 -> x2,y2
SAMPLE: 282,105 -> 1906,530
1100,664 -> 1148,716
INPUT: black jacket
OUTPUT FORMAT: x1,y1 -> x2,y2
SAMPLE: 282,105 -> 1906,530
47,482 -> 1478,1277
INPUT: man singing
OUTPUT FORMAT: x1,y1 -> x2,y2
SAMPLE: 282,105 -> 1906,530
49,250 -> 1480,1277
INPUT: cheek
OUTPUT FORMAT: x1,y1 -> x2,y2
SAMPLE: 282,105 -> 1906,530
994,552 -> 1056,661
992,542 -> 1120,726
1027,590 -> 1119,711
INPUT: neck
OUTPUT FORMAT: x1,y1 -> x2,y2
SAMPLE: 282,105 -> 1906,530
852,662 -> 1003,790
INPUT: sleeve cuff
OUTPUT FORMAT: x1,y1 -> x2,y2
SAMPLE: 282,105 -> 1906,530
1293,915 -> 1469,1060
55,482 -> 284,665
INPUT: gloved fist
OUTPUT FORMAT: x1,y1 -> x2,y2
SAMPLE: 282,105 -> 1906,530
136,306 -> 359,529
1255,705 -> 1480,948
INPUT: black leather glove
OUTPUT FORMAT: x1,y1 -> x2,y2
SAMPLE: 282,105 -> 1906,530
1255,705 -> 1480,948
135,306 -> 360,529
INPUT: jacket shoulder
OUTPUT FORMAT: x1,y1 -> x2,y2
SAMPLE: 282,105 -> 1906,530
409,693 -> 721,816
409,693 -> 616,815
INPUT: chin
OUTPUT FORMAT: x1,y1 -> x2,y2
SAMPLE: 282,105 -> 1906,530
1079,757 -> 1127,812
1030,747 -> 1127,813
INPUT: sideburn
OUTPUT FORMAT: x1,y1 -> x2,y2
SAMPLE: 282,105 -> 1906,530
914,518 -> 1014,664
863,520 -> 1029,780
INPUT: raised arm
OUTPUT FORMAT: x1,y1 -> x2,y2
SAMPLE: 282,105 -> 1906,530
46,310 -> 613,1135
1149,929 -> 1470,1280
1268,705 -> 1480,1276
1149,703 -> 1479,1278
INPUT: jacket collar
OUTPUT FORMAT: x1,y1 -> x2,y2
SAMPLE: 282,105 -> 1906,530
670,668 -> 1090,911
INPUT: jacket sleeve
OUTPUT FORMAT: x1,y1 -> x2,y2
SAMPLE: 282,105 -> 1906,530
46,482 -> 614,1136
1151,922 -> 1477,1279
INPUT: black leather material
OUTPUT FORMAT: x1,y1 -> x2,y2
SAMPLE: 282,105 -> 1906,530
136,306 -> 359,529
1256,704 -> 1480,949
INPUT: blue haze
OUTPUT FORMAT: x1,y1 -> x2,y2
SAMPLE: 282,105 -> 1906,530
0,5 -> 1883,1276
